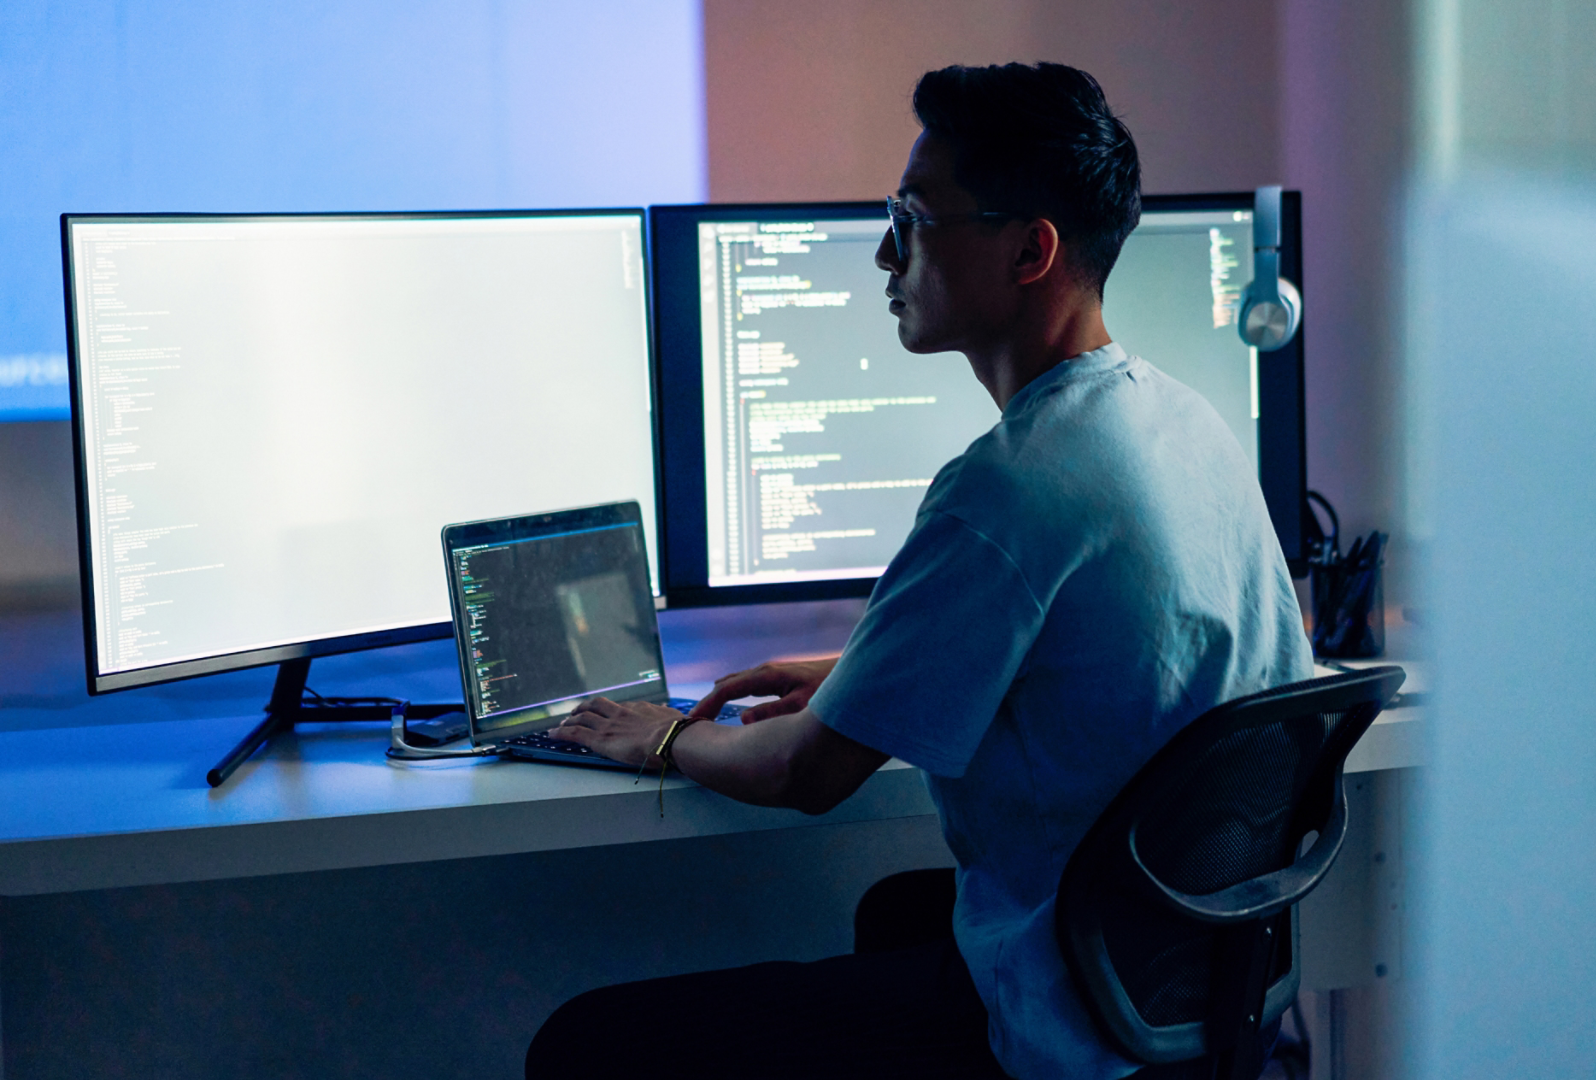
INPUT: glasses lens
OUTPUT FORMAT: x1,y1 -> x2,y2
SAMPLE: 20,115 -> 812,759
886,197 -> 906,263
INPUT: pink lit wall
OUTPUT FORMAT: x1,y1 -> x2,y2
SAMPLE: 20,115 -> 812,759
704,0 -> 1281,200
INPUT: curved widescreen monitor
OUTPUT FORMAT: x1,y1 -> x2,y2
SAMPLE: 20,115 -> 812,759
63,210 -> 659,693
651,194 -> 1306,607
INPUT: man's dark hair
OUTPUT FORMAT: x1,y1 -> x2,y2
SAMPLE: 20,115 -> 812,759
912,63 -> 1141,299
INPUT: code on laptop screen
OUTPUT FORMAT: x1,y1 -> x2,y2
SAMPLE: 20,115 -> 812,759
450,521 -> 664,733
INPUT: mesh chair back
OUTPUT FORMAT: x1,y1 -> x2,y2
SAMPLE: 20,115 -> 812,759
1057,666 -> 1405,1065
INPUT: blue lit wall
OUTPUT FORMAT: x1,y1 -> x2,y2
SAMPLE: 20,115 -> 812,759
0,1 -> 706,420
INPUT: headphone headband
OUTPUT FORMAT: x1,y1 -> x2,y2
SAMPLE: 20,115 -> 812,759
1254,185 -> 1282,251
1238,186 -> 1300,352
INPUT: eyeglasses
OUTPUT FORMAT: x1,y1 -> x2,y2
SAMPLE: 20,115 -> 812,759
885,196 -> 1020,263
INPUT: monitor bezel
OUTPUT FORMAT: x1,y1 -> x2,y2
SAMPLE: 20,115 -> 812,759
649,193 -> 1308,609
61,207 -> 663,695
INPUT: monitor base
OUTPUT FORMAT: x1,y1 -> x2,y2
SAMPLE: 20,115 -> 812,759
206,658 -> 460,788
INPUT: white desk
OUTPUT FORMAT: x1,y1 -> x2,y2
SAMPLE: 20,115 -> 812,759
0,716 -> 938,896
0,601 -> 894,895
0,649 -> 1425,898
1333,658 -> 1426,774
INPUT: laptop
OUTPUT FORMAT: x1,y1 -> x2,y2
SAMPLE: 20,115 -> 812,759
441,500 -> 740,769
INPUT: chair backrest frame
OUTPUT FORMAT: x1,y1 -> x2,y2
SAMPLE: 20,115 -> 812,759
1056,666 -> 1406,1067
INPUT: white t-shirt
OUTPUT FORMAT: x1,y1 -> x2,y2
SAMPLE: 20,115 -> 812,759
810,342 -> 1315,1080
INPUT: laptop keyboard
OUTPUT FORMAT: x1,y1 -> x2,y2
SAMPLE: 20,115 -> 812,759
505,699 -> 745,759
505,730 -> 605,757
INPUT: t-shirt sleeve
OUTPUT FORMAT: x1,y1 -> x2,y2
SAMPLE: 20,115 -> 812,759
808,509 -> 1046,778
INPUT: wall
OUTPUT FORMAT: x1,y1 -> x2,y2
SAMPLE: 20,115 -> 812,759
704,0 -> 1281,201
1280,0 -> 1414,594
0,423 -> 77,605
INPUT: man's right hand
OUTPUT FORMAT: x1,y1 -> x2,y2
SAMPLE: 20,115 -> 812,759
688,656 -> 840,724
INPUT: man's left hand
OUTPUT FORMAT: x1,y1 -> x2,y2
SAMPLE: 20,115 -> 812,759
548,697 -> 683,767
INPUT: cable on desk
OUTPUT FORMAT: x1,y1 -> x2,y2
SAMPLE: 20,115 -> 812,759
385,703 -> 500,760
303,686 -> 404,709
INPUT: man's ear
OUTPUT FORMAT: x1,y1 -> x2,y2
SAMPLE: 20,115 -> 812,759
1013,217 -> 1062,286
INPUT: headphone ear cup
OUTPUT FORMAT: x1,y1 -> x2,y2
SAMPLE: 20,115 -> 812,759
1239,276 -> 1301,352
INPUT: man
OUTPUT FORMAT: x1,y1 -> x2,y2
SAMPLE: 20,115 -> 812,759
528,62 -> 1313,1079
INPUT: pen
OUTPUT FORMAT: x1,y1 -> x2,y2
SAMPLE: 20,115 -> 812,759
1360,532 -> 1384,570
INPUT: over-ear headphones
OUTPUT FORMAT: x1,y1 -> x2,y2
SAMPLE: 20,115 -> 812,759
1237,186 -> 1302,352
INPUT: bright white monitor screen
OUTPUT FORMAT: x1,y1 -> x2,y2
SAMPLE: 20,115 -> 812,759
67,212 -> 656,681
695,207 -> 1257,589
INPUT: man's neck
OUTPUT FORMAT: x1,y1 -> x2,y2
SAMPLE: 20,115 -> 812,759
966,301 -> 1113,410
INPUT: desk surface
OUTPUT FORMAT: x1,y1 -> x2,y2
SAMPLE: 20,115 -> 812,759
0,604 -> 1425,896
1336,658 -> 1426,775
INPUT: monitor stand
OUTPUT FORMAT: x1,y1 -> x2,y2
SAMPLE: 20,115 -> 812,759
206,658 -> 462,787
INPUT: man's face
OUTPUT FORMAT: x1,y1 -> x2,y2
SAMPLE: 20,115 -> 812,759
875,131 -> 1020,355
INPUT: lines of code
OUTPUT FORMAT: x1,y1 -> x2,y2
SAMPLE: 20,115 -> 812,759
694,209 -> 1266,591
451,524 -> 662,733
73,233 -> 216,667
698,218 -> 996,587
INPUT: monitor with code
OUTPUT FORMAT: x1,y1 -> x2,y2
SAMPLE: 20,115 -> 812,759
64,210 -> 660,693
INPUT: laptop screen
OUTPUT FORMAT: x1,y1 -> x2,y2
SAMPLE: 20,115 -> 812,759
443,504 -> 666,737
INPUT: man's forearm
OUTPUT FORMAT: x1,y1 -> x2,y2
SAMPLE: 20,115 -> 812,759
670,709 -> 887,816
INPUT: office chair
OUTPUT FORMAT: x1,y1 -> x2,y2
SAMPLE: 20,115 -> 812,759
1057,666 -> 1405,1080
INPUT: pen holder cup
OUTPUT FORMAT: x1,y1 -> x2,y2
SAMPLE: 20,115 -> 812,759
1310,558 -> 1384,659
